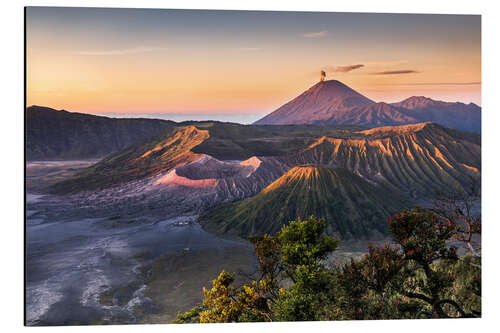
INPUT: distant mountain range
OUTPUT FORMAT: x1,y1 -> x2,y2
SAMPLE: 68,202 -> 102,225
47,119 -> 480,239
27,82 -> 481,239
26,105 -> 176,160
254,80 -> 481,133
27,79 -> 480,160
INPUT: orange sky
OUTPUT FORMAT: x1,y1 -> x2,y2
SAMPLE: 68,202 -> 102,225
26,8 -> 481,122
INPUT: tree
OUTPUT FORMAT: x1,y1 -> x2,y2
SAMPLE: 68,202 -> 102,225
339,208 -> 480,319
273,216 -> 339,321
174,210 -> 480,323
387,208 -> 478,318
431,182 -> 481,257
338,245 -> 416,320
174,216 -> 339,323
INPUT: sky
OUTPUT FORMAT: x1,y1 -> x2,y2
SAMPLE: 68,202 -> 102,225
26,7 -> 481,123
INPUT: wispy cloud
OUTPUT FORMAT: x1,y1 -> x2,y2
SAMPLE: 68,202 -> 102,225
73,46 -> 166,56
371,70 -> 420,75
301,30 -> 328,38
326,64 -> 365,73
236,47 -> 261,51
380,81 -> 481,86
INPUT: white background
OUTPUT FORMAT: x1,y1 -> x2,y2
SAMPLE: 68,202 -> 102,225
1,0 -> 498,332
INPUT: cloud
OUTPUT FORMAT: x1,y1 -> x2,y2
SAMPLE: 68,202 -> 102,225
236,47 -> 261,51
326,64 -> 365,73
73,46 -> 166,56
301,30 -> 328,38
371,70 -> 420,75
380,81 -> 481,86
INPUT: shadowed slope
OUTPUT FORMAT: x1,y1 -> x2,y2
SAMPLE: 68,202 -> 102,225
27,105 -> 176,160
391,96 -> 481,133
199,166 -> 408,239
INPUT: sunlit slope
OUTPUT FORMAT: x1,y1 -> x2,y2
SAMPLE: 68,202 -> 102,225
199,166 -> 407,239
49,126 -> 209,193
49,122 -> 480,199
291,122 -> 480,197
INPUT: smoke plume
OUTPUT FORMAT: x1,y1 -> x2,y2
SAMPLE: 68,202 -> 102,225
328,64 -> 365,73
320,70 -> 326,81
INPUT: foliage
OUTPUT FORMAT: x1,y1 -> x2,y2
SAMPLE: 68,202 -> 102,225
432,181 -> 481,256
175,216 -> 339,322
336,208 -> 481,320
273,217 -> 339,321
435,254 -> 481,317
338,245 -> 413,320
385,208 -> 478,318
175,208 -> 481,323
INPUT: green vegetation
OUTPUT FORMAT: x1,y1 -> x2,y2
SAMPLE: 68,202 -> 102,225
175,209 -> 481,323
199,166 -> 408,239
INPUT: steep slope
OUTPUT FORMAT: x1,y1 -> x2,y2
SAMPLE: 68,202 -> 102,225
199,166 -> 408,239
49,126 -> 209,193
254,80 -> 375,125
391,96 -> 481,133
291,122 -> 480,197
26,106 -> 176,160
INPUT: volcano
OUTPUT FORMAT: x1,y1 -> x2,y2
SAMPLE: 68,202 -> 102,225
254,80 -> 481,133
199,166 -> 408,239
254,80 -> 375,125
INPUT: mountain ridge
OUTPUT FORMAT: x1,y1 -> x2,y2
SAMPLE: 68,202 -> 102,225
254,80 -> 481,133
26,105 -> 176,160
290,122 -> 480,197
48,121 -> 480,198
44,120 -> 481,240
